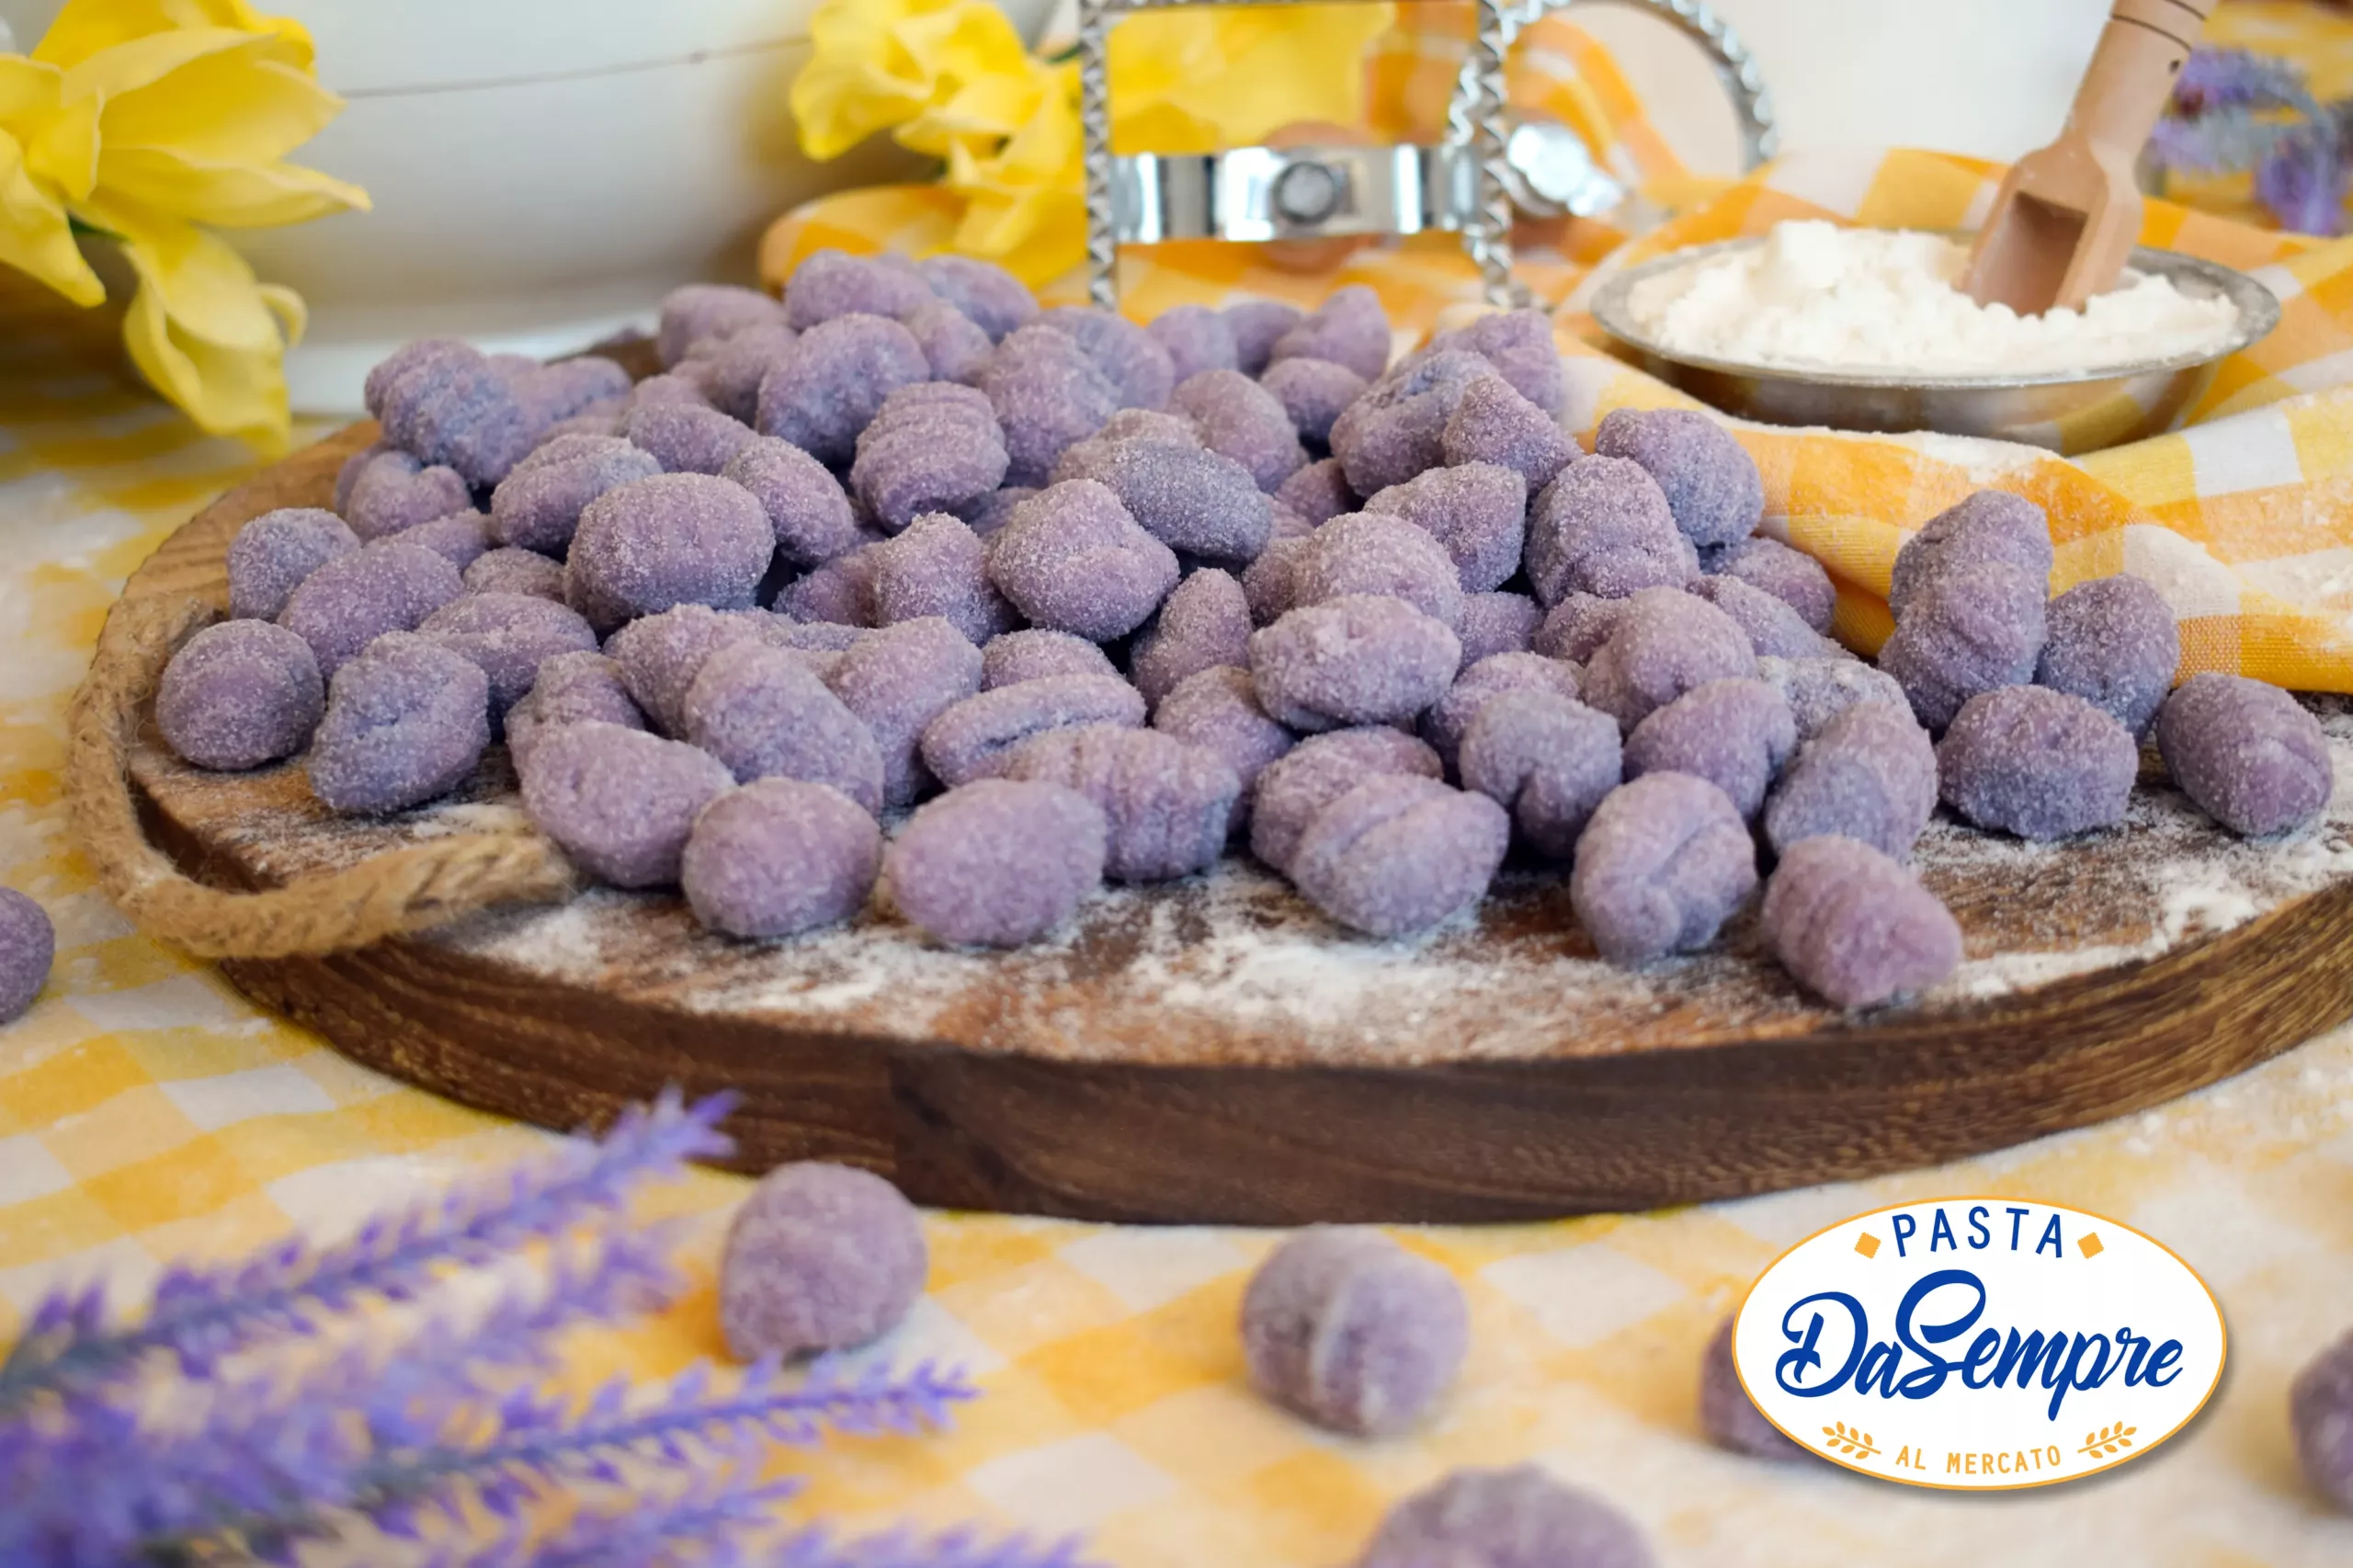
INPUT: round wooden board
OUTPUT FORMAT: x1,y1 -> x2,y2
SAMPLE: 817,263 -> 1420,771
97,424 -> 2353,1223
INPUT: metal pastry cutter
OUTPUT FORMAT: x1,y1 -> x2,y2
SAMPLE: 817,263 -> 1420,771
1078,0 -> 1780,308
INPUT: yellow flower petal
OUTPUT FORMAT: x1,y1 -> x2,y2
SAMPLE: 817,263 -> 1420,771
1108,4 -> 1393,153
33,0 -> 311,73
57,26 -> 267,106
76,192 -> 285,351
97,145 -> 368,228
25,97 -> 99,201
101,51 -> 347,165
792,0 -> 943,161
0,133 -> 103,305
85,196 -> 292,444
0,55 -> 63,119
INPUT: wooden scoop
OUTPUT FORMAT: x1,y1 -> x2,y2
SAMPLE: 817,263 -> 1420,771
1962,0 -> 2214,316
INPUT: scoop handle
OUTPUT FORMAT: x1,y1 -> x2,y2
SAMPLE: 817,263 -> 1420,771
2068,0 -> 2214,167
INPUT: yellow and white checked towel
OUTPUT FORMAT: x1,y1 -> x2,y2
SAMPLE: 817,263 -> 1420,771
7,9 -> 2353,1565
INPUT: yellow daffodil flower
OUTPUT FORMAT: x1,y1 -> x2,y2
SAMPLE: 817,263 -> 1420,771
792,0 -> 1393,285
0,0 -> 364,447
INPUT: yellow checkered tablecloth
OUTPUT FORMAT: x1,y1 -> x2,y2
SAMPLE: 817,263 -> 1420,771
9,5 -> 2353,1558
6,295 -> 2353,1568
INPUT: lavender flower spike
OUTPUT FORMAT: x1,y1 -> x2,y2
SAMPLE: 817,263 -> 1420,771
0,1090 -> 736,1405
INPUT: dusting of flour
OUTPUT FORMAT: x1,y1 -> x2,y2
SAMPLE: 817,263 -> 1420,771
1626,221 -> 2243,377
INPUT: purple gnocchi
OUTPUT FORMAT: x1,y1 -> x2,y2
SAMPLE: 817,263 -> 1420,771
1699,1318 -> 1806,1460
1593,407 -> 1762,548
984,480 -> 1179,641
722,437 -> 863,569
1756,655 -> 1910,740
563,472 -> 774,634
0,888 -> 51,1027
1223,298 -> 1307,375
1152,665 -> 1298,828
867,511 -> 1019,645
1532,593 -> 1627,664
1241,533 -> 1311,626
1441,372 -> 1574,493
388,510 -> 490,571
782,249 -> 932,331
1581,586 -> 1756,731
1763,700 -> 1939,862
1327,349 -> 1493,497
1888,490 -> 2053,617
308,633 -> 491,814
886,778 -> 1108,947
1290,511 -> 1466,631
463,547 -> 566,601
1457,591 -> 1542,665
1267,285 -> 1392,382
1240,1225 -> 1466,1436
1249,726 -> 1442,872
699,323 -> 801,424
899,298 -> 995,385
1005,724 -> 1241,882
983,628 -> 1120,689
1361,461 -> 1529,595
1459,688 -> 1623,858
756,313 -> 929,466
629,370 -> 713,410
503,651 -> 643,769
619,400 -> 757,477
1421,652 -> 1583,776
658,283 -> 788,366
1525,457 -> 1698,606
1275,456 -> 1357,528
920,674 -> 1146,788
418,592 -> 598,732
227,507 -> 359,622
850,382 -> 1010,532
978,324 -> 1121,486
365,339 -> 536,486
1623,677 -> 1796,821
2035,574 -> 2179,737
1426,309 -> 1566,417
510,356 -> 632,431
1878,560 -> 2047,733
156,619 -> 325,771
1041,305 -> 1176,412
1260,356 -> 1367,448
2155,673 -> 2333,837
776,544 -> 881,629
717,1162 -> 925,1358
1145,303 -> 1238,382
1250,595 -> 1462,732
517,720 -> 733,885
1694,574 -> 1832,660
1131,568 -> 1253,710
278,540 -> 464,678
1708,535 -> 1836,633
1169,368 -> 1308,494
341,448 -> 472,543
1057,439 -> 1271,563
683,642 -> 886,813
489,435 -> 663,555
684,781 -> 882,941
1356,1465 -> 1654,1568
915,254 -> 1038,341
823,617 -> 985,807
2291,1326 -> 2353,1514
1762,835 -> 1962,1007
608,605 -> 772,735
958,484 -> 1035,539
1937,685 -> 2136,839
1570,771 -> 1758,964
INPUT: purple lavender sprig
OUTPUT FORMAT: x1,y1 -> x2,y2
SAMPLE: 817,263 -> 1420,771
427,1465 -> 803,1568
0,1089 -> 736,1406
774,1528 -> 1106,1568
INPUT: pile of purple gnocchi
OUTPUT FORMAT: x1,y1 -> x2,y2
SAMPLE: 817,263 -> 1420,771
157,247 -> 2335,1008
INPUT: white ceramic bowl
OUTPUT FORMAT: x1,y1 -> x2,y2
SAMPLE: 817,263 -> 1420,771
0,0 -> 1057,413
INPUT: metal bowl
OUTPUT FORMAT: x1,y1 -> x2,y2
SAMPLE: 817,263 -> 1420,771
1586,239 -> 2281,456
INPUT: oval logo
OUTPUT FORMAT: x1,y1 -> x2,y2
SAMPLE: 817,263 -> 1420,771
1733,1198 -> 2225,1489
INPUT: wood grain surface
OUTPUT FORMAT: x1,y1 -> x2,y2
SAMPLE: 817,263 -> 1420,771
95,424 -> 2353,1222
